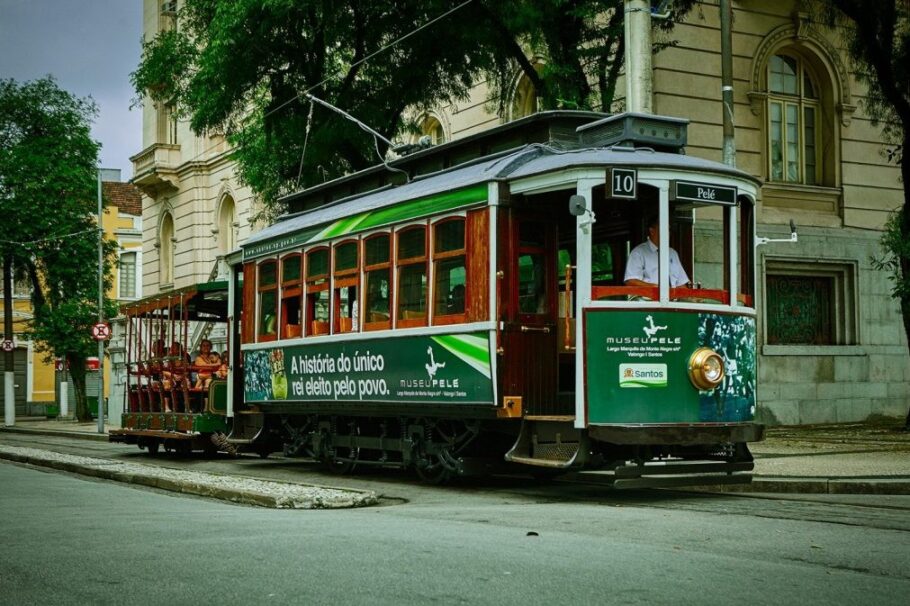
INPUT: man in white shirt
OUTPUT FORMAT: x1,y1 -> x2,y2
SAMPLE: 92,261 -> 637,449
624,217 -> 690,287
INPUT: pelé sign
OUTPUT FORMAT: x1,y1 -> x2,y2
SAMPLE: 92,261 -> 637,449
670,180 -> 737,206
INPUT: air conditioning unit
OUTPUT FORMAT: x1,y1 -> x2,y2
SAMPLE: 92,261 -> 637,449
161,1 -> 177,16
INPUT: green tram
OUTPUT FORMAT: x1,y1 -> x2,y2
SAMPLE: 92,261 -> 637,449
115,111 -> 764,487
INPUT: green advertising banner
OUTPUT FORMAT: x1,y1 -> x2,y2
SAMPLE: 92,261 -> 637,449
584,309 -> 755,424
243,331 -> 494,404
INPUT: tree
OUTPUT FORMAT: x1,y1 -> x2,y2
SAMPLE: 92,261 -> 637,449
0,77 -> 118,422
132,0 -> 695,215
812,1 -> 910,427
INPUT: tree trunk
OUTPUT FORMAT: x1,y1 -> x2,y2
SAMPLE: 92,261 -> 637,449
67,354 -> 92,422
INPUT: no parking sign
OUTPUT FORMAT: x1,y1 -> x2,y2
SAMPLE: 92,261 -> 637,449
91,323 -> 111,341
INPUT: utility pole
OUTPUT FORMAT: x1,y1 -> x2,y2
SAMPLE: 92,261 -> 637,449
624,0 -> 653,114
97,170 -> 105,434
720,0 -> 736,167
3,252 -> 14,426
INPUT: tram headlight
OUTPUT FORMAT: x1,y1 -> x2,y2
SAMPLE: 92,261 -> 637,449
688,347 -> 725,390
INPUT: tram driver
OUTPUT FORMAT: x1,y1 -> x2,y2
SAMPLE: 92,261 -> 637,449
624,216 -> 690,288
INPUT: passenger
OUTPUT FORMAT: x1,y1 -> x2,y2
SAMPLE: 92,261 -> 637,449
215,350 -> 229,380
624,216 -> 690,288
194,339 -> 221,389
447,284 -> 465,314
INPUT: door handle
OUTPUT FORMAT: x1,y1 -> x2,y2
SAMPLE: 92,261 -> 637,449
520,325 -> 551,334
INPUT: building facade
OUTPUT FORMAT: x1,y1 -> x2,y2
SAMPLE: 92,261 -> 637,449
133,0 -> 908,424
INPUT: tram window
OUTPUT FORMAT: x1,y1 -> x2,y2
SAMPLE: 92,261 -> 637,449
518,253 -> 547,314
280,254 -> 302,339
306,247 -> 330,336
433,219 -> 467,320
591,243 -> 613,284
258,260 -> 278,340
364,233 -> 391,330
396,226 -> 428,326
333,240 -> 359,333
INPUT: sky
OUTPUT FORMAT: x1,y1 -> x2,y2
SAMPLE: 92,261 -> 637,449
0,0 -> 143,179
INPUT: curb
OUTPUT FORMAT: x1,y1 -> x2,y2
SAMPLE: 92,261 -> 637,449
690,476 -> 910,495
0,426 -> 109,442
0,447 -> 378,509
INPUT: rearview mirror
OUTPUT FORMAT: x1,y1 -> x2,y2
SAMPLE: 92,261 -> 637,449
569,195 -> 587,217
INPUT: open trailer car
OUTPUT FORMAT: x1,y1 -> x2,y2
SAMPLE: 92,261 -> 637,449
109,281 -> 235,455
228,111 -> 764,487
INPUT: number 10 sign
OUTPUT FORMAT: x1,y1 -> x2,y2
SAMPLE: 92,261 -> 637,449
607,167 -> 637,199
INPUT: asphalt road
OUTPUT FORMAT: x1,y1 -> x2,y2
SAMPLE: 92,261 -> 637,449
2,433 -> 910,605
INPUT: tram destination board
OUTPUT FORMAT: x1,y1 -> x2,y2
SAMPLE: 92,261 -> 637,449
670,180 -> 737,206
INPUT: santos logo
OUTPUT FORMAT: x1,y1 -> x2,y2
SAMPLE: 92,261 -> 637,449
619,364 -> 668,388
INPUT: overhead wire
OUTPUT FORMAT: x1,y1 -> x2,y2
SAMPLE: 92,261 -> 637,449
162,0 -> 476,185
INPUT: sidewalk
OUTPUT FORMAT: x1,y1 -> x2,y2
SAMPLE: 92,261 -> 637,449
2,416 -> 910,494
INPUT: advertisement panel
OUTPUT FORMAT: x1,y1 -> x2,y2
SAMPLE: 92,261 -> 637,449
243,331 -> 494,404
584,309 -> 755,424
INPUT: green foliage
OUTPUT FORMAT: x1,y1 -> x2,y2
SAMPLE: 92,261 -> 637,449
812,2 -> 910,331
131,0 -> 695,214
0,77 -> 118,421
873,209 -> 910,303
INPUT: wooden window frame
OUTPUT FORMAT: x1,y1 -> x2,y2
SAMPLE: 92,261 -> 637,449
395,224 -> 429,328
363,231 -> 392,332
257,259 -> 279,343
515,221 -> 553,322
279,252 -> 303,339
431,216 -> 468,326
333,239 -> 360,334
305,246 -> 330,337
766,53 -> 821,186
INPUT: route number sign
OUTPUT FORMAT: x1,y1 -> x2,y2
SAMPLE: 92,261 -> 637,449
607,167 -> 637,199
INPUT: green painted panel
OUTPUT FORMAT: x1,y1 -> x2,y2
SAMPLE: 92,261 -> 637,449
244,184 -> 488,260
243,331 -> 494,404
585,310 -> 755,424
193,413 -> 228,433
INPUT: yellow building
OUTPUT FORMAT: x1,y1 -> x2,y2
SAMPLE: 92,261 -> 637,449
0,169 -> 142,417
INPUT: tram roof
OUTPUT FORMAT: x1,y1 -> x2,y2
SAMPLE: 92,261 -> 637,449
120,280 -> 229,320
244,143 -> 760,257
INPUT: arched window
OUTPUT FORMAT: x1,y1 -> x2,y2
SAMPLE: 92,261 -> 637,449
767,54 -> 820,185
257,259 -> 278,341
396,225 -> 428,327
333,240 -> 360,333
419,115 -> 445,145
217,195 -> 236,255
510,63 -> 544,121
305,247 -> 330,336
363,232 -> 391,331
432,218 -> 467,323
159,212 -> 175,286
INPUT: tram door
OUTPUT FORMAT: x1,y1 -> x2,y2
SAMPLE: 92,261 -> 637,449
500,213 -> 558,415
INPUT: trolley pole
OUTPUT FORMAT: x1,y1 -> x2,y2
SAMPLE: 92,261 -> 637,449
720,0 -> 736,167
97,170 -> 105,434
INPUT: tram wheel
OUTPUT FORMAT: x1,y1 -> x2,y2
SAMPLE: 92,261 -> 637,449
146,440 -> 159,456
322,418 -> 359,475
414,456 -> 454,484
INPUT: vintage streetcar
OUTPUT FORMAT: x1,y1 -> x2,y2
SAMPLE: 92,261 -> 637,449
113,111 -> 764,487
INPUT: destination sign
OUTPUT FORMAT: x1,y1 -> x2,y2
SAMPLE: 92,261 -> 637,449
671,181 -> 737,206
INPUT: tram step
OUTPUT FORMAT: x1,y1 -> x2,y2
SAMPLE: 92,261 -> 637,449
505,419 -> 590,469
